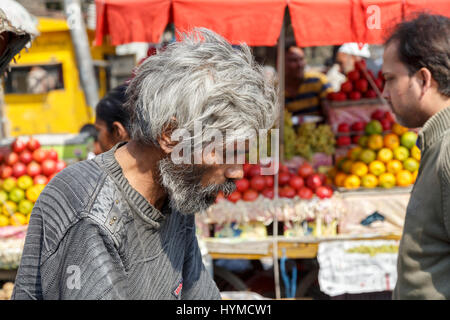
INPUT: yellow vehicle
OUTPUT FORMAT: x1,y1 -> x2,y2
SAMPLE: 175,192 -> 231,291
2,17 -> 116,137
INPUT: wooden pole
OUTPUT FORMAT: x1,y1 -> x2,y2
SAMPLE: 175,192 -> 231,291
272,7 -> 286,300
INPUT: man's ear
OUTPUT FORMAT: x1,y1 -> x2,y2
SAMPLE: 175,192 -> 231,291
157,119 -> 178,155
416,67 -> 433,96
112,121 -> 129,141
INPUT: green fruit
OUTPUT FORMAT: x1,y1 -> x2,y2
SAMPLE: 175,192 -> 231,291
2,178 -> 16,193
401,131 -> 418,149
394,146 -> 410,162
403,158 -> 420,172
359,149 -> 377,164
365,120 -> 383,135
358,136 -> 369,148
18,199 -> 34,215
0,190 -> 8,204
17,175 -> 33,190
9,187 -> 25,203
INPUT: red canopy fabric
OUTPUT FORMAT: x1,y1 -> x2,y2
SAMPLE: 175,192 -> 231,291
95,0 -> 171,45
172,0 -> 286,46
95,0 -> 450,47
405,0 -> 450,17
289,0 -> 450,47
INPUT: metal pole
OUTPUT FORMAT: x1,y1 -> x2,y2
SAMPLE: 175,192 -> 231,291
64,0 -> 99,111
272,8 -> 286,301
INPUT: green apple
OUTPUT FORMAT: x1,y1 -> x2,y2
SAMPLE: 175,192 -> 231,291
17,175 -> 33,190
2,178 -> 17,193
9,187 -> 25,203
18,199 -> 34,215
0,190 -> 8,204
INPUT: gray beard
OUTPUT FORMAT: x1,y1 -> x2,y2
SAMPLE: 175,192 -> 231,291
158,157 -> 236,215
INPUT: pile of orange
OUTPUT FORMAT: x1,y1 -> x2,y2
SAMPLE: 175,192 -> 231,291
331,122 -> 420,189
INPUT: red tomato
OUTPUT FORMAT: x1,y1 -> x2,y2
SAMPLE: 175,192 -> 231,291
279,164 -> 290,173
11,139 -> 26,154
227,191 -> 242,203
55,160 -> 67,173
33,175 -> 49,185
250,176 -> 266,191
243,163 -> 252,177
32,149 -> 48,164
5,152 -> 19,166
235,178 -> 250,193
306,174 -> 323,190
315,186 -> 333,199
261,188 -> 274,199
26,161 -> 41,177
298,187 -> 314,200
1,166 -> 12,179
46,149 -> 58,161
243,189 -> 259,202
264,175 -> 274,188
19,150 -> 33,165
297,163 -> 314,178
247,165 -> 261,178
278,172 -> 291,186
41,159 -> 56,177
279,186 -> 296,198
289,176 -> 304,190
26,137 -> 41,152
12,162 -> 27,178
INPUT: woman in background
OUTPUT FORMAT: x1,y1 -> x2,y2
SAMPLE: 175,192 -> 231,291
94,83 -> 130,154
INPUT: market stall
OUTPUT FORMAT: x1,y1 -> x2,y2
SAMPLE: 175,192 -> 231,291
1,0 -> 449,300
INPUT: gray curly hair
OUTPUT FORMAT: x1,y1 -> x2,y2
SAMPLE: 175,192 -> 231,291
124,28 -> 279,152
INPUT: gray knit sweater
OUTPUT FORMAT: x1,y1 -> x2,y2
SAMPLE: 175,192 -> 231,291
11,143 -> 221,300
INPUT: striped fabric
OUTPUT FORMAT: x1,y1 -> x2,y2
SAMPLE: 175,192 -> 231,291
285,71 -> 333,116
12,142 -> 221,300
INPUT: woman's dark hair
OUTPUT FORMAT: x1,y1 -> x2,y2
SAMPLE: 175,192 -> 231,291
95,83 -> 130,132
385,13 -> 450,97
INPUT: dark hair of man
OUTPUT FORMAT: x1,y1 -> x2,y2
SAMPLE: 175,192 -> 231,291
385,13 -> 450,97
285,37 -> 303,53
95,83 -> 130,133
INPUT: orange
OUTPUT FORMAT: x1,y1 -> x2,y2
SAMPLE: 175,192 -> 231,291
341,159 -> 353,174
396,170 -> 413,187
386,159 -> 403,174
351,161 -> 369,177
361,174 -> 378,188
369,160 -> 386,176
334,172 -> 348,187
367,134 -> 384,151
379,173 -> 396,188
411,145 -> 421,162
377,148 -> 394,163
347,146 -> 363,161
10,213 -> 27,226
392,123 -> 409,136
344,175 -> 361,189
383,133 -> 400,150
2,201 -> 17,217
0,214 -> 8,227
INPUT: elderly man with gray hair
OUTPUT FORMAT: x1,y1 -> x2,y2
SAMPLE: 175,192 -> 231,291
12,28 -> 278,300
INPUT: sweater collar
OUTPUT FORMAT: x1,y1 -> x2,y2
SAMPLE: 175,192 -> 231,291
96,142 -> 170,229
418,106 -> 450,152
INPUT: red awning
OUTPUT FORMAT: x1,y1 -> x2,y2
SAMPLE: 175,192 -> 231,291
289,0 -> 405,46
172,0 -> 286,46
95,0 -> 450,47
95,0 -> 171,45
